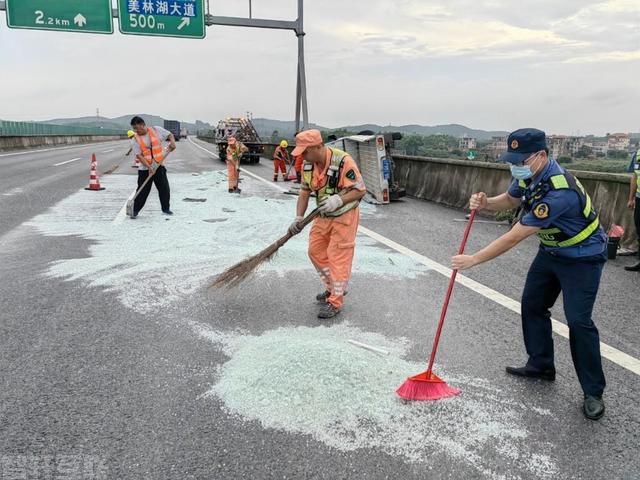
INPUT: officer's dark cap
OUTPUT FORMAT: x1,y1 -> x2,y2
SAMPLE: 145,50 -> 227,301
500,128 -> 547,164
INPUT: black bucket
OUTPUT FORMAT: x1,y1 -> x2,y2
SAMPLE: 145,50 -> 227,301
607,237 -> 620,260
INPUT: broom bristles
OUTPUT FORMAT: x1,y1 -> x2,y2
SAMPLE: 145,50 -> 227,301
211,233 -> 290,289
396,378 -> 461,401
211,207 -> 323,289
396,370 -> 461,401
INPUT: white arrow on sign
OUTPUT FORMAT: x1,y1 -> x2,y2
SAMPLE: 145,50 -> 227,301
74,13 -> 87,27
177,17 -> 190,30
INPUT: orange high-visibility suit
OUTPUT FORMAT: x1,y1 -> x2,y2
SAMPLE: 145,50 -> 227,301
226,142 -> 245,192
273,146 -> 289,181
302,148 -> 366,309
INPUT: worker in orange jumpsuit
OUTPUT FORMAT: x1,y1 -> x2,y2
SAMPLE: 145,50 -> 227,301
288,129 -> 367,319
294,153 -> 304,183
226,136 -> 247,194
273,140 -> 290,182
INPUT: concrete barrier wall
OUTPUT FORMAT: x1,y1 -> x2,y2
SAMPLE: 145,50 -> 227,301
0,135 -> 125,152
392,155 -> 637,248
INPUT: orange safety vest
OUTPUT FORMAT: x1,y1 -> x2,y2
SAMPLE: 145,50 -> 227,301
136,127 -> 164,165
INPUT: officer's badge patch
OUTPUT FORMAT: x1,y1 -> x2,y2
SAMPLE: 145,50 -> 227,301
511,139 -> 519,149
346,169 -> 356,180
533,203 -> 550,219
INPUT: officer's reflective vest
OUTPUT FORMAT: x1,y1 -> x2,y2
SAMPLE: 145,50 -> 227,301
303,147 -> 360,218
519,173 -> 600,248
136,127 -> 164,164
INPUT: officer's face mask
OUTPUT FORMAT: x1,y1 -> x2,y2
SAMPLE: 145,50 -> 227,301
510,152 -> 542,180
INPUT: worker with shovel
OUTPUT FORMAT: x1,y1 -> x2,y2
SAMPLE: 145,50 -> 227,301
226,136 -> 247,194
130,116 -> 176,217
287,129 -> 367,319
451,128 -> 607,421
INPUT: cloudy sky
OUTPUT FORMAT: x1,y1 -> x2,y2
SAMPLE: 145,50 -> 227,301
1,0 -> 638,135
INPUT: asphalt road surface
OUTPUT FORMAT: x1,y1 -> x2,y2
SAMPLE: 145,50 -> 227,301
1,137 -> 638,480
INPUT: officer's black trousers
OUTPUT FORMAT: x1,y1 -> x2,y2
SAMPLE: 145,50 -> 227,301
635,200 -> 640,251
521,249 -> 606,396
134,165 -> 170,214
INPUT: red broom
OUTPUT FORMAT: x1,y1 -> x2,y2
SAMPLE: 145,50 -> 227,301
396,209 -> 477,401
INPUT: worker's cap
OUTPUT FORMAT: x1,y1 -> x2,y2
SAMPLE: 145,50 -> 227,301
228,136 -> 237,145
127,130 -> 135,138
500,128 -> 547,164
292,129 -> 323,156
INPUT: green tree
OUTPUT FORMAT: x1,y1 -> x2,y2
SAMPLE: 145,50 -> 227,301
270,130 -> 280,144
399,134 -> 424,155
558,156 -> 573,164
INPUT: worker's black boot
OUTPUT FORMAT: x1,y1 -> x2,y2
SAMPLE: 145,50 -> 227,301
506,365 -> 556,381
583,395 -> 605,420
318,303 -> 341,319
316,291 -> 347,303
316,291 -> 330,302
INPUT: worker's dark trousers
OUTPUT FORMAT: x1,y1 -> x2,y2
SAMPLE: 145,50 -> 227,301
521,249 -> 607,396
134,165 -> 170,214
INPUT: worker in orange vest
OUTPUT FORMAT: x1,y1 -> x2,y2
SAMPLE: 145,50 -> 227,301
130,116 -> 176,217
288,129 -> 367,319
273,140 -> 290,182
226,136 -> 247,194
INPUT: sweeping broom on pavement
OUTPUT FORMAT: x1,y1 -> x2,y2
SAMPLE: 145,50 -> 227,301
396,209 -> 477,401
211,206 -> 322,288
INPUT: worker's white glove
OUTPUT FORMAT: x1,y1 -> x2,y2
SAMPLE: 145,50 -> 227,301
319,195 -> 344,214
288,216 -> 304,236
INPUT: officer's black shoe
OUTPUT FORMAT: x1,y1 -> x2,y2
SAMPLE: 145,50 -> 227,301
624,261 -> 640,272
583,395 -> 605,420
506,365 -> 556,381
162,210 -> 174,216
318,303 -> 341,319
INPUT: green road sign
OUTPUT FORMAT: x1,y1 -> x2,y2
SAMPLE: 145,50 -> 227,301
118,0 -> 205,39
5,0 -> 113,34
467,151 -> 477,160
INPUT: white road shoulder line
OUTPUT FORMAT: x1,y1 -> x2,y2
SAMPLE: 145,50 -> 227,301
187,137 -> 640,376
102,149 -> 115,153
54,157 -> 82,167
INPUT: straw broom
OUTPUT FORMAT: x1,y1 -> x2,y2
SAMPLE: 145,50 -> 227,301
211,207 -> 321,289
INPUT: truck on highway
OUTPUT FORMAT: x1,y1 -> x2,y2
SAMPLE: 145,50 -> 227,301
163,119 -> 181,142
213,117 -> 264,164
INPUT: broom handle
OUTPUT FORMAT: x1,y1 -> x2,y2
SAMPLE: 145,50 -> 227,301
426,209 -> 477,375
132,148 -> 172,201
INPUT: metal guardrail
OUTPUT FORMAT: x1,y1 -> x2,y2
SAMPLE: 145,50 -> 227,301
0,120 -> 125,137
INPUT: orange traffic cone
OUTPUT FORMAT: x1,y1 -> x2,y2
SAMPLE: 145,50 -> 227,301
85,154 -> 105,191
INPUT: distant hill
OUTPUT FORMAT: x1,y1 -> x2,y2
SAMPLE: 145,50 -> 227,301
40,114 -> 214,133
251,118 -> 508,140
341,123 -> 510,140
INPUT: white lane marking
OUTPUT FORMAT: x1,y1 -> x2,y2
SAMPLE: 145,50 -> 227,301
102,149 -> 115,153
187,137 -> 640,377
53,157 -> 82,167
0,140 -> 124,158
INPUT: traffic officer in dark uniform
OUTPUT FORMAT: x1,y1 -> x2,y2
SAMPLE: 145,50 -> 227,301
452,128 -> 607,420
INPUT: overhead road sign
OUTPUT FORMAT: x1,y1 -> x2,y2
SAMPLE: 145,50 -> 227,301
118,0 -> 205,39
5,0 -> 113,34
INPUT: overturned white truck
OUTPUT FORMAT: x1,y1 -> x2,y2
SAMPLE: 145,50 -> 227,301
326,133 -> 405,204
